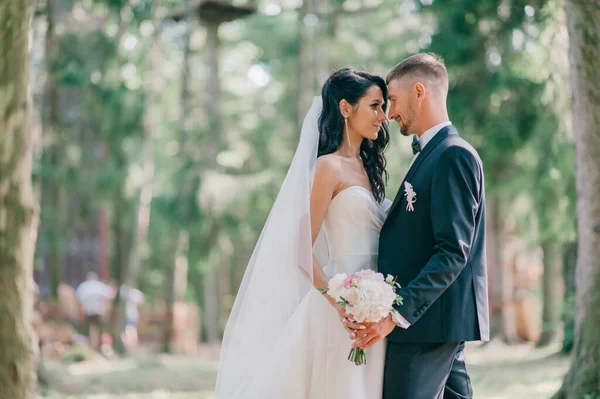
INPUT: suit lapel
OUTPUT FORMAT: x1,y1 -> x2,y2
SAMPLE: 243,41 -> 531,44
386,125 -> 457,218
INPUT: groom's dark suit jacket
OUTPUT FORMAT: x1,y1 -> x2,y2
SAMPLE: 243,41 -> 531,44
379,125 -> 489,344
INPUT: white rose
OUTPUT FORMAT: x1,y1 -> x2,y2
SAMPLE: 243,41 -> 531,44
327,273 -> 347,302
344,287 -> 360,305
346,279 -> 397,323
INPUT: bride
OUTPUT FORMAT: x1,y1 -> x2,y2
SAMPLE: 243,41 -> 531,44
215,68 -> 392,399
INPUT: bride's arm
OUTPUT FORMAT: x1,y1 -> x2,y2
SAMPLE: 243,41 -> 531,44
307,157 -> 342,309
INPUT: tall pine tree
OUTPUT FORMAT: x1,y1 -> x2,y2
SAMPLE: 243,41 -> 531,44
0,0 -> 37,397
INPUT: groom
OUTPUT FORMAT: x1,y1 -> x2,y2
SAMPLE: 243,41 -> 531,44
345,53 -> 489,398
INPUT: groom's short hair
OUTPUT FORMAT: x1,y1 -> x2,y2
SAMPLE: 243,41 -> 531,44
386,53 -> 448,94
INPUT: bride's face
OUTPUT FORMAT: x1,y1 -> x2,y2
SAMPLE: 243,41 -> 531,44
346,85 -> 387,141
387,78 -> 417,137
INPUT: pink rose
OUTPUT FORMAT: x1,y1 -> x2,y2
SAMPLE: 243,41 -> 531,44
343,274 -> 362,288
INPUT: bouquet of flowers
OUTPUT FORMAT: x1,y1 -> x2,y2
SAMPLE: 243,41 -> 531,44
323,269 -> 403,366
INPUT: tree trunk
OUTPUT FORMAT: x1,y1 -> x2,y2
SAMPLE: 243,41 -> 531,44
295,0 -> 320,136
0,0 -> 37,397
562,240 -> 577,353
327,4 -> 341,71
201,21 -> 223,344
109,154 -> 128,349
105,2 -> 136,347
537,240 -> 563,347
111,184 -> 128,285
217,258 -> 230,333
202,267 -> 220,342
116,0 -> 162,354
98,207 -> 110,282
205,22 -> 221,146
189,266 -> 205,342
43,0 -> 67,299
164,0 -> 193,353
29,5 -> 46,210
163,230 -> 189,353
163,256 -> 176,353
195,221 -> 220,343
178,0 -> 193,157
553,0 -> 600,397
487,195 -> 519,342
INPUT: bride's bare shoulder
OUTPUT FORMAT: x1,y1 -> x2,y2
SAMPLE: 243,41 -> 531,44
314,154 -> 344,187
316,153 -> 344,171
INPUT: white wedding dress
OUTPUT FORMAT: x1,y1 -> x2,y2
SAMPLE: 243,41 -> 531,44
237,186 -> 392,399
215,98 -> 392,399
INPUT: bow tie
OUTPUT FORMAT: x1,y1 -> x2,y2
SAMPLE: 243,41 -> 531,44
411,135 -> 421,155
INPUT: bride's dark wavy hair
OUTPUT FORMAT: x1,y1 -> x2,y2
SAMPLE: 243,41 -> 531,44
318,68 -> 390,202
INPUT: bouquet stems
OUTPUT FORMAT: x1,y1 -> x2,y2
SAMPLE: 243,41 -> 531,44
348,348 -> 367,366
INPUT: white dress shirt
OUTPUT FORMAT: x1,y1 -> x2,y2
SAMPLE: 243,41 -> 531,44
392,120 -> 453,329
419,121 -> 452,149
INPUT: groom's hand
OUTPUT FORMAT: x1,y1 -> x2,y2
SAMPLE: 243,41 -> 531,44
351,314 -> 395,349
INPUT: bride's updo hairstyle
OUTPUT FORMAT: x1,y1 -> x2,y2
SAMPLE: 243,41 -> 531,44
318,68 -> 390,202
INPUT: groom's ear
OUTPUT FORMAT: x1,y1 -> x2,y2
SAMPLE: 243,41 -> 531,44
414,82 -> 426,100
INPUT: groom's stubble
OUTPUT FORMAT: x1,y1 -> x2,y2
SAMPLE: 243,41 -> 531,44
398,100 -> 415,137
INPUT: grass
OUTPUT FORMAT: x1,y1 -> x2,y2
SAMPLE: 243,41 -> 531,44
468,341 -> 569,399
39,341 -> 570,399
39,354 -> 218,399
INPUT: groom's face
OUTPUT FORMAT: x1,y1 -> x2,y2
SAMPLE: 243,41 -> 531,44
387,78 -> 417,137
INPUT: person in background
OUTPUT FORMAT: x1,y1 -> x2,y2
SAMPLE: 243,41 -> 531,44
120,285 -> 145,349
75,272 -> 113,351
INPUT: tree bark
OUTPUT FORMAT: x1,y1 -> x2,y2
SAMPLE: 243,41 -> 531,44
487,196 -> 519,343
562,240 -> 577,353
0,0 -> 37,397
29,5 -> 46,210
553,0 -> 600,397
537,240 -> 563,347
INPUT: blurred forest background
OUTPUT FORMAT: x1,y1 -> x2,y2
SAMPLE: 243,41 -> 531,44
1,0 -> 599,398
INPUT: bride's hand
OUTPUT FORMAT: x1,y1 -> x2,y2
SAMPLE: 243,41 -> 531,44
323,293 -> 353,330
326,296 -> 369,337
324,293 -> 346,317
344,319 -> 371,340
333,302 -> 349,320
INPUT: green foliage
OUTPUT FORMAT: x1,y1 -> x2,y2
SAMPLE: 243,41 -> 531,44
422,0 -> 548,187
34,0 -> 575,319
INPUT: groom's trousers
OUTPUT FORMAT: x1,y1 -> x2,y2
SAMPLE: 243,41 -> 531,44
382,341 -> 472,399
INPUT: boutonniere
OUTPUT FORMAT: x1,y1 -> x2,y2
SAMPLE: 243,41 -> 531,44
403,182 -> 417,212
